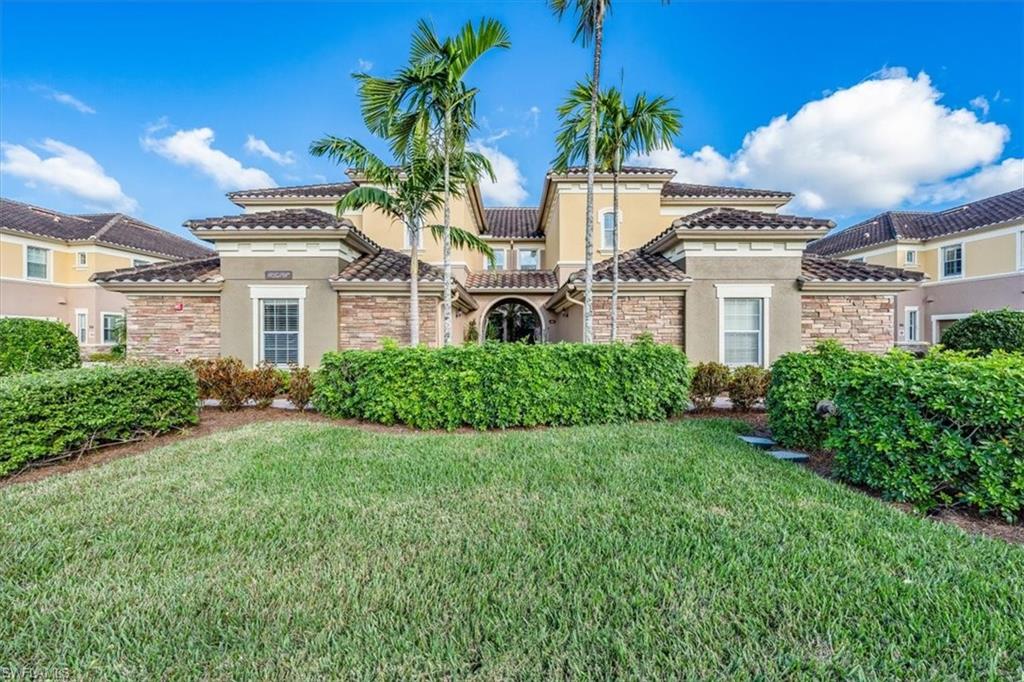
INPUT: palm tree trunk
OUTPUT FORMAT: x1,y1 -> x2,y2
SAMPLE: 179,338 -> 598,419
409,223 -> 420,346
442,110 -> 454,345
611,163 -> 620,343
582,5 -> 604,344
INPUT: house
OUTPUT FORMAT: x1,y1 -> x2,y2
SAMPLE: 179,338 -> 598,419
93,167 -> 923,367
0,198 -> 213,351
805,188 -> 1024,345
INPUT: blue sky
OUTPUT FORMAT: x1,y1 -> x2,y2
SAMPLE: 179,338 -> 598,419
2,1 -> 1022,244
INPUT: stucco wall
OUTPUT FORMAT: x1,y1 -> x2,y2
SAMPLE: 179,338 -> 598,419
896,272 -> 1024,343
801,295 -> 894,353
126,295 -> 220,361
338,294 -> 439,348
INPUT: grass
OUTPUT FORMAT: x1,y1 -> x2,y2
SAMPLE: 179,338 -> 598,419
2,419 -> 1022,679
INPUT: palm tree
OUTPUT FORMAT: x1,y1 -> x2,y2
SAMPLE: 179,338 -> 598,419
354,18 -> 510,345
550,0 -> 610,343
554,80 -> 680,340
309,133 -> 492,345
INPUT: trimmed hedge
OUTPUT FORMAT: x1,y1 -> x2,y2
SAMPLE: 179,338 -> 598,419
313,339 -> 691,430
829,349 -> 1024,519
0,318 -> 80,376
941,309 -> 1024,354
0,364 -> 198,475
766,341 -> 874,449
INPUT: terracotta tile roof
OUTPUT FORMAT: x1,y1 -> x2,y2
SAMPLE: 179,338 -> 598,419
571,249 -> 690,284
806,187 -> 1024,256
227,182 -> 357,202
331,249 -> 444,283
661,182 -> 793,200
1,198 -> 213,259
185,208 -> 362,233
466,270 -> 559,290
483,207 -> 543,239
670,207 -> 834,232
555,165 -> 677,177
92,256 -> 222,284
800,254 -> 925,283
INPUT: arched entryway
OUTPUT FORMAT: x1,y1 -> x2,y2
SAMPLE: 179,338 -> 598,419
481,298 -> 544,343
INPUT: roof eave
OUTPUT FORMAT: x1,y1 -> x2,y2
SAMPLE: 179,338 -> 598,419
797,279 -> 922,293
94,281 -> 223,294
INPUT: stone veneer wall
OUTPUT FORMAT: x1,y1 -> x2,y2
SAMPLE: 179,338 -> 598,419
592,295 -> 685,346
126,295 -> 221,361
338,295 -> 439,349
801,295 -> 894,353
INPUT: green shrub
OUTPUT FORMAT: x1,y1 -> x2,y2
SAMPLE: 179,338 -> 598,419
727,366 -> 770,411
88,351 -> 122,363
0,364 -> 198,475
690,362 -> 730,410
829,349 -> 1024,520
766,341 -> 874,449
0,318 -> 80,376
287,365 -> 314,411
940,309 -> 1024,354
313,339 -> 691,430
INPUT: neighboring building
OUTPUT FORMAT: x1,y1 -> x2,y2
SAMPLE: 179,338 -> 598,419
806,188 -> 1024,345
94,167 -> 923,367
0,198 -> 213,351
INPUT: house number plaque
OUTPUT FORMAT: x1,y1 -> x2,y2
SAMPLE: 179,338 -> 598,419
265,270 -> 293,280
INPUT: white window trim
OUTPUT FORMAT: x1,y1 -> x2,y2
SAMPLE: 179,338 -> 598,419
599,208 -> 623,251
485,248 -> 507,271
904,306 -> 919,342
939,242 -> 964,280
74,308 -> 88,344
931,313 -> 970,345
25,245 -> 51,282
76,252 -> 88,268
516,247 -> 542,271
249,285 -> 307,367
100,312 -> 123,344
715,284 -> 772,367
904,249 -> 917,265
1017,229 -> 1023,272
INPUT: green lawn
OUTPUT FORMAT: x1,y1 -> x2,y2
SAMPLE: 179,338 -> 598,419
2,420 -> 1022,679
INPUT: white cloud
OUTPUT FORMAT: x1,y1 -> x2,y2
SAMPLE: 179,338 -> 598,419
469,141 -> 528,206
244,135 -> 295,166
355,58 -> 373,72
916,157 -> 1023,204
142,127 -> 275,190
970,95 -> 990,117
33,86 -> 95,114
0,139 -> 137,212
631,69 -> 1013,215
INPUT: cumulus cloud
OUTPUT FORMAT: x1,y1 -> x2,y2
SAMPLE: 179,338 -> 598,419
0,139 -> 137,211
32,86 -> 96,114
355,58 -> 373,72
244,135 -> 295,165
142,127 -> 275,190
969,95 -> 990,117
916,157 -> 1023,204
469,141 -> 528,206
631,69 -> 1013,215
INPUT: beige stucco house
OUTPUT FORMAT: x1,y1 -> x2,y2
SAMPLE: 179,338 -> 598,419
0,198 -> 213,351
806,187 -> 1024,345
94,167 -> 923,367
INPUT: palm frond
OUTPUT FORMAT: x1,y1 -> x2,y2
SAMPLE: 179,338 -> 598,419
426,224 -> 494,258
337,186 -> 401,222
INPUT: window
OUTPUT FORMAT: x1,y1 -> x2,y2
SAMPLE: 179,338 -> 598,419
723,298 -> 763,366
941,244 -> 963,279
905,249 -> 917,265
75,310 -> 88,344
260,299 -> 300,365
905,307 -> 919,342
133,258 -> 151,268
601,210 -> 618,250
485,249 -> 507,271
1018,230 -> 1023,271
26,246 -> 48,280
101,313 -> 123,344
76,252 -> 88,267
850,256 -> 865,263
518,249 -> 540,271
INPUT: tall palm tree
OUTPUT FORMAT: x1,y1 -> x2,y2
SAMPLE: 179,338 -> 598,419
554,79 -> 680,340
550,0 -> 610,343
309,133 -> 492,345
355,18 -> 510,345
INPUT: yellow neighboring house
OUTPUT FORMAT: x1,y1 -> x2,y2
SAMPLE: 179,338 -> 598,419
806,188 -> 1024,345
0,198 -> 213,352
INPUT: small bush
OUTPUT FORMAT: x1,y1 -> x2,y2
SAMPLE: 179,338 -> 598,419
0,364 -> 198,475
766,341 -> 874,449
829,349 -> 1024,519
0,318 -> 80,376
244,362 -> 281,409
690,362 -> 730,410
287,365 -> 314,411
941,309 -> 1024,354
313,339 -> 691,430
186,357 -> 250,410
727,366 -> 770,411
88,351 -> 122,363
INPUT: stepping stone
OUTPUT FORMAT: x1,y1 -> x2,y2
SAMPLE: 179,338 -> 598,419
738,435 -> 776,449
769,450 -> 810,463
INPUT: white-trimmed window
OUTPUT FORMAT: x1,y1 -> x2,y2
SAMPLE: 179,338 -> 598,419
250,285 -> 306,366
904,306 -> 919,342
941,244 -> 963,279
904,249 -> 917,265
518,249 -> 540,271
601,210 -> 620,250
101,313 -> 123,344
26,246 -> 48,280
850,256 -> 865,263
76,252 -> 88,267
1018,230 -> 1023,272
485,249 -> 507,271
133,258 -> 151,268
717,284 -> 772,367
74,310 -> 88,344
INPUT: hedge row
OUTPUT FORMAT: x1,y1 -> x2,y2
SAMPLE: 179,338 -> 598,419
313,339 -> 691,430
828,350 -> 1024,519
0,318 -> 80,376
940,308 -> 1024,354
0,364 -> 199,476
